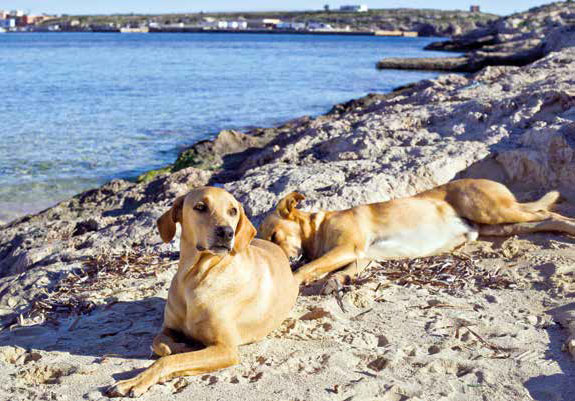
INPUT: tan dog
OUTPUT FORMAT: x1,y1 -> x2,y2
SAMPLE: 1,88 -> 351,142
108,187 -> 298,397
259,179 -> 575,285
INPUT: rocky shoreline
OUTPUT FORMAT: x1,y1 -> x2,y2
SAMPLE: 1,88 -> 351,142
2,4 -> 575,399
378,1 -> 575,72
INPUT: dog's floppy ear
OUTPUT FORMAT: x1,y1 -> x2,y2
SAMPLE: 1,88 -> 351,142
276,192 -> 305,219
233,204 -> 256,254
157,195 -> 185,243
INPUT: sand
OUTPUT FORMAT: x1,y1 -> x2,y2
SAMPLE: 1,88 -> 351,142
1,200 -> 575,401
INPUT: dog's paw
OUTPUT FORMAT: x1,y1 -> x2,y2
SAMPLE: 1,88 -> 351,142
152,342 -> 173,357
106,377 -> 152,398
295,271 -> 315,286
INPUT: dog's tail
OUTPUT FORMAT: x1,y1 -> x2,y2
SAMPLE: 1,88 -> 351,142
520,190 -> 561,212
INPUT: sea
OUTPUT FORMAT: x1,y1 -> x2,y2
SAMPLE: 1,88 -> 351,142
0,32 -> 448,222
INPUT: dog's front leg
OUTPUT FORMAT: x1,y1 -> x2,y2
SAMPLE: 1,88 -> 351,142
107,344 -> 239,398
152,327 -> 198,357
294,245 -> 358,285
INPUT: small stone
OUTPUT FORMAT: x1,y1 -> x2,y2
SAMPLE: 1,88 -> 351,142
377,335 -> 389,347
299,307 -> 331,321
428,345 -> 441,355
367,357 -> 388,372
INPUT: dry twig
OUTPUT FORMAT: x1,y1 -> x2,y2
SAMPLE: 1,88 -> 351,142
366,254 -> 514,295
25,245 -> 176,321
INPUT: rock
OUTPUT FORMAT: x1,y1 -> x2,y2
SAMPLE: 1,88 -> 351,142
299,307 -> 332,321
72,219 -> 100,236
397,2 -> 575,72
173,129 -> 270,172
376,57 -> 473,72
367,357 -> 388,372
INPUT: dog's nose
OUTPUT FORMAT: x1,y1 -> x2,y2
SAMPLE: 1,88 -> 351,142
215,226 -> 234,241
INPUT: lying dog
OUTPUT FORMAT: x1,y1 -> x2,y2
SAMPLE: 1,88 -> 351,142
108,187 -> 298,397
259,179 -> 575,286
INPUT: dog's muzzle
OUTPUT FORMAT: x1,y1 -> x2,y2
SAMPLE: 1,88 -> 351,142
210,226 -> 234,253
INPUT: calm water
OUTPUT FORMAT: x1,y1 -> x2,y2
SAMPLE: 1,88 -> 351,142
0,32 -> 448,222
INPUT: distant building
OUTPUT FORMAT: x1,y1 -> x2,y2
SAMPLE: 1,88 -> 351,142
307,21 -> 333,30
247,18 -> 282,29
9,9 -> 25,17
0,18 -> 16,29
276,21 -> 306,30
20,15 -> 42,25
470,5 -> 480,12
229,20 -> 248,29
216,20 -> 249,29
340,5 -> 368,12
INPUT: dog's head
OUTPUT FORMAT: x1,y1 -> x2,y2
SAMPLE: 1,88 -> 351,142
259,192 -> 305,260
157,187 -> 256,256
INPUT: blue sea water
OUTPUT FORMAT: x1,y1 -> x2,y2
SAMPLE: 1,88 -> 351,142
0,32 -> 448,222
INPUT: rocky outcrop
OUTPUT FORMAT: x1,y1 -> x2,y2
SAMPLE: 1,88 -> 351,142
378,2 -> 575,72
377,57 -> 472,72
427,2 -> 575,52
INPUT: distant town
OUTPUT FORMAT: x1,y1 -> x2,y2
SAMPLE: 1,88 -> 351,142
0,4 -> 491,37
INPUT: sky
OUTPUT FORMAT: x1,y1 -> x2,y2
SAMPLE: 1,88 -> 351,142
0,0 -> 557,17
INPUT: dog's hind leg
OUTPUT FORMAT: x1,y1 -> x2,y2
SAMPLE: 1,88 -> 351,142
490,190 -> 561,224
478,218 -> 575,237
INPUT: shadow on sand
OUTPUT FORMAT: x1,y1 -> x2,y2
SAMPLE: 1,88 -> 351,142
0,297 -> 169,361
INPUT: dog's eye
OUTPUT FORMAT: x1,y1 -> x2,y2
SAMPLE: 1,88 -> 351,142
229,207 -> 238,217
194,203 -> 207,213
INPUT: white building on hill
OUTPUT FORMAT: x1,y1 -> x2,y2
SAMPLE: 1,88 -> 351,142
340,5 -> 368,12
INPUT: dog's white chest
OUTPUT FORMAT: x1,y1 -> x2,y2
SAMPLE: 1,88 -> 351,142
365,216 -> 476,259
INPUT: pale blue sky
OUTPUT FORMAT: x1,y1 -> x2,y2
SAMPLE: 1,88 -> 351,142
0,0 -> 557,16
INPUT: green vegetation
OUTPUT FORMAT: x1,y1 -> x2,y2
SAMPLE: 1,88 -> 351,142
136,166 -> 172,183
172,148 -> 221,172
136,144 -> 222,183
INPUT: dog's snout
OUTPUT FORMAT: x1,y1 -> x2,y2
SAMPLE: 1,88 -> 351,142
215,226 -> 234,241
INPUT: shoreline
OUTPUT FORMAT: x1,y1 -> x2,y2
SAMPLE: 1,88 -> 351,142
17,28 -> 421,37
1,33 -> 447,226
0,90 -> 412,227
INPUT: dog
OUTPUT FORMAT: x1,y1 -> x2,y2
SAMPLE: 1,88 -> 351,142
107,187 -> 299,397
259,179 -> 575,286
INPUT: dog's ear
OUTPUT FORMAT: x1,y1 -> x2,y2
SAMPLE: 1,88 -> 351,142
276,192 -> 305,219
157,195 -> 185,243
233,204 -> 256,254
